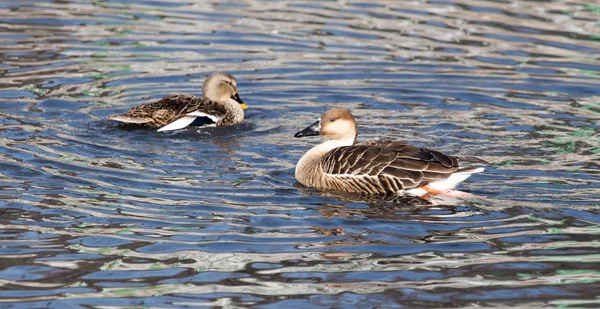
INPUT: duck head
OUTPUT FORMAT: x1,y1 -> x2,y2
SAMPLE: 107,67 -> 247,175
203,72 -> 247,109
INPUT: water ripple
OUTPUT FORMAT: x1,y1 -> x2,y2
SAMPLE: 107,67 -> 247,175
0,0 -> 599,307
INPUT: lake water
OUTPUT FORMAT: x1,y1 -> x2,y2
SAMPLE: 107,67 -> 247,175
1,0 -> 599,308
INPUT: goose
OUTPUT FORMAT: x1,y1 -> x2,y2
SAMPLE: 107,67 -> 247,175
108,72 -> 247,132
294,108 -> 489,197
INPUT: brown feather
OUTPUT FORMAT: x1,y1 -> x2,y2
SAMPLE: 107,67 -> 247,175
109,94 -> 228,128
319,139 -> 468,193
295,108 -> 487,195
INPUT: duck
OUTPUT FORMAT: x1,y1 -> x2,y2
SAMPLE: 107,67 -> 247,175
294,108 -> 489,197
108,72 -> 247,132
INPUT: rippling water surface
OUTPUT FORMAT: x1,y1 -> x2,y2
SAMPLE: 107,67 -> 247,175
1,0 -> 599,308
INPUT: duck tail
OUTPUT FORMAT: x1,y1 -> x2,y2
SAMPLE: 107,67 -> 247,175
108,114 -> 152,124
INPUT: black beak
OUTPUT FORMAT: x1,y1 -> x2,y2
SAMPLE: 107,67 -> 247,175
294,120 -> 321,138
230,92 -> 247,109
231,92 -> 244,104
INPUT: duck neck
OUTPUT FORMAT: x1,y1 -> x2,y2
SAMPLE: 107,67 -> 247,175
295,136 -> 356,185
222,98 -> 245,123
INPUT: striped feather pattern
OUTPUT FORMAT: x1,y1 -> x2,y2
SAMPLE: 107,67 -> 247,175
295,108 -> 488,196
318,140 -> 461,194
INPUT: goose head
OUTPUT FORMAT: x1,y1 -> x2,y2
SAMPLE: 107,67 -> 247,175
294,108 -> 358,143
203,72 -> 247,109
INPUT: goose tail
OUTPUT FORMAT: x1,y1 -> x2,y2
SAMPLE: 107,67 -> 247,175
427,167 -> 485,192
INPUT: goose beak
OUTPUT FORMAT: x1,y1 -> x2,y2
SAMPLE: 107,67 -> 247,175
231,92 -> 247,109
294,120 -> 321,138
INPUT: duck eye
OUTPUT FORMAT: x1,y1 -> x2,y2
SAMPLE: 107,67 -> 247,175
329,118 -> 335,122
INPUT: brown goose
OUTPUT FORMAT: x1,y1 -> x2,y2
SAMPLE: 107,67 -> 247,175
294,108 -> 489,197
108,72 -> 247,132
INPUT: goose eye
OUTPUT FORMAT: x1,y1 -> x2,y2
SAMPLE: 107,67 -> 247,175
329,118 -> 335,122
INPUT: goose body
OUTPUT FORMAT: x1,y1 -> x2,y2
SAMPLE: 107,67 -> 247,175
108,72 -> 247,132
294,108 -> 488,196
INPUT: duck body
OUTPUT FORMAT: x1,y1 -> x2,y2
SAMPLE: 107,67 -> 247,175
294,108 -> 488,197
108,72 -> 247,132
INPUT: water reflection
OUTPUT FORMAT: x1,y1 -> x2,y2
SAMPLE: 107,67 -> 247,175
0,0 -> 599,308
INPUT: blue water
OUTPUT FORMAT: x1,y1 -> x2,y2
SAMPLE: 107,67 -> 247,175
0,0 -> 599,308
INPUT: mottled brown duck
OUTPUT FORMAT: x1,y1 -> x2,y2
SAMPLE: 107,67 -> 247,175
294,108 -> 489,197
108,72 -> 247,132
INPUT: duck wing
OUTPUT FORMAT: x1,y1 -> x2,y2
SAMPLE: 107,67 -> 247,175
109,94 -> 227,131
319,139 -> 462,193
154,95 -> 228,132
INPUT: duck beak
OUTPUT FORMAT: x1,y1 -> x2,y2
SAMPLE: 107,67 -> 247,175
231,92 -> 247,110
294,120 -> 321,138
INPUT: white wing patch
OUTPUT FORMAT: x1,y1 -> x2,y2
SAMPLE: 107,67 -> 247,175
156,112 -> 221,132
157,116 -> 197,132
186,111 -> 220,123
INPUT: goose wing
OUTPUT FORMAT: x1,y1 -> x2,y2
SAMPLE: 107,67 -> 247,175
319,139 -> 460,192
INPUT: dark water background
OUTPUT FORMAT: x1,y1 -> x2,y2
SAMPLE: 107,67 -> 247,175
1,0 -> 599,308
